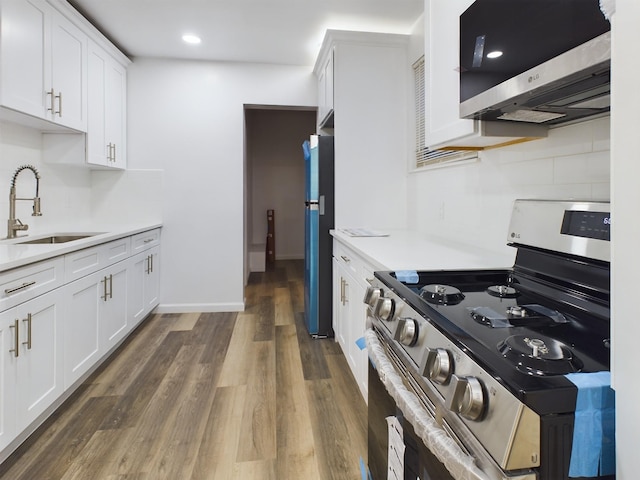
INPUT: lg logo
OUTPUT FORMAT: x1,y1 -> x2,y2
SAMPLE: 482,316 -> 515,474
528,73 -> 540,83
511,232 -> 521,239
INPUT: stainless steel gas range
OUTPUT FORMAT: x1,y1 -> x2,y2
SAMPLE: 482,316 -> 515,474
365,200 -> 615,480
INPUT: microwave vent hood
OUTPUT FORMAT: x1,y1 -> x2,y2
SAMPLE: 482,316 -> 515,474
459,0 -> 611,126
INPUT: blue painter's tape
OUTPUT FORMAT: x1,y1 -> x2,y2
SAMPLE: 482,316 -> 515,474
356,336 -> 366,350
565,371 -> 615,477
359,456 -> 367,480
395,270 -> 419,283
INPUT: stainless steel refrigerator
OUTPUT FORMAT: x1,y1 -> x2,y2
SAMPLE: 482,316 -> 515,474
302,135 -> 334,337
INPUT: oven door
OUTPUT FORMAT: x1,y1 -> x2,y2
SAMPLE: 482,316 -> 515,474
368,356 -> 455,480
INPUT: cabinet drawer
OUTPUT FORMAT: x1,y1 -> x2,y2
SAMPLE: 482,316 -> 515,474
0,257 -> 65,312
64,245 -> 102,283
334,239 -> 380,288
100,237 -> 130,266
131,229 -> 160,253
334,241 -> 359,276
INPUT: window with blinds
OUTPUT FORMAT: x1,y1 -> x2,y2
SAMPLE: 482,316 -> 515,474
413,56 -> 478,169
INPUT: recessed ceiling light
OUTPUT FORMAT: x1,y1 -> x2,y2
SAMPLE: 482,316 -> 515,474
182,34 -> 201,45
487,50 -> 503,59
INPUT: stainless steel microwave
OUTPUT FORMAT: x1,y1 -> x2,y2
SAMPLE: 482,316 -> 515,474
459,0 -> 611,126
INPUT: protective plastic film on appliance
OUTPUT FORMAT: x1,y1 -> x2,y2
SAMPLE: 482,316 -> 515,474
365,329 -> 490,480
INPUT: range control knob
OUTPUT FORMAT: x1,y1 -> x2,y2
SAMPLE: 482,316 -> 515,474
374,297 -> 395,321
394,318 -> 419,346
420,347 -> 453,384
363,286 -> 382,308
446,375 -> 486,421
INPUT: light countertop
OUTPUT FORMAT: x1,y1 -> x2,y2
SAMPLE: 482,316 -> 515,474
0,223 -> 162,273
331,229 -> 516,272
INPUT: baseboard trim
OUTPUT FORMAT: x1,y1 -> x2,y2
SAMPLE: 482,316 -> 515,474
155,302 -> 245,313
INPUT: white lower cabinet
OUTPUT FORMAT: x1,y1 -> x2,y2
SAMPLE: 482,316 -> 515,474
63,272 -> 100,388
1,228 -> 161,461
99,263 -> 128,351
1,288 -> 64,451
128,246 -> 160,328
333,239 -> 379,402
63,261 -> 128,388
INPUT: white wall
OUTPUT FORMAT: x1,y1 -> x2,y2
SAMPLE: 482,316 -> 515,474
407,116 -> 610,257
610,1 -> 640,478
126,58 -> 317,312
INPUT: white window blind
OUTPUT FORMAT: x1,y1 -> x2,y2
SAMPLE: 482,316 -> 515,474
413,56 -> 477,169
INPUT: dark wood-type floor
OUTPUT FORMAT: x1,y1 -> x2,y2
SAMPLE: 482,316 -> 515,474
0,260 -> 367,479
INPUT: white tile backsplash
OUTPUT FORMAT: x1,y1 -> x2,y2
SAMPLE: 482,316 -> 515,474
408,116 -> 611,254
0,122 -> 163,236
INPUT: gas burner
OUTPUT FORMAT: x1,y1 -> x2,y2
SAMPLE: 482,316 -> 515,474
497,335 -> 584,376
420,284 -> 465,305
506,305 -> 527,317
487,285 -> 519,298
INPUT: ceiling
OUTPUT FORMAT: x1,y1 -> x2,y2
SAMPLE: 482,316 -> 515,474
68,0 -> 424,67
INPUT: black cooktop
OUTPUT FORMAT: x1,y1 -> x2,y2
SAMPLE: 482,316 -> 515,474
374,268 -> 611,414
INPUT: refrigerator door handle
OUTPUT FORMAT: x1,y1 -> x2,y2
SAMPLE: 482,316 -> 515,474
319,195 -> 325,215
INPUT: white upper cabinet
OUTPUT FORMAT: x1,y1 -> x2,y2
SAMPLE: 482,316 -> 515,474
49,8 -> 88,131
424,0 -> 545,149
424,0 -> 475,149
315,47 -> 334,129
87,40 -> 127,169
0,0 -> 87,131
0,0 -> 50,119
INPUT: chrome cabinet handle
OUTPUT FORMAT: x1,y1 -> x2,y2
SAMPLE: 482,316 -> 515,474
340,277 -> 348,305
55,91 -> 62,117
9,319 -> 19,357
5,281 -> 36,295
340,255 -> 350,263
47,88 -> 55,113
146,254 -> 154,274
22,313 -> 32,350
107,143 -> 116,162
102,275 -> 109,301
143,238 -> 154,244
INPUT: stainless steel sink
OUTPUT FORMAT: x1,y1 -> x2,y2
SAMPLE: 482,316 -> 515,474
14,234 -> 99,245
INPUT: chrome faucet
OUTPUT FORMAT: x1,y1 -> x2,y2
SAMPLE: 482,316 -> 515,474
7,165 -> 42,239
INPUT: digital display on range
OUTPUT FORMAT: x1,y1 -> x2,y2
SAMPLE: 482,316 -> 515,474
561,210 -> 610,241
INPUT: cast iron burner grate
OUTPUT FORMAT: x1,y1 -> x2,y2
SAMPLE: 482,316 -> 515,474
497,334 -> 584,375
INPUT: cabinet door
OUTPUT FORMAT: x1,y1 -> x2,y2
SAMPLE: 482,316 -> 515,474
425,0 -> 476,148
349,281 -> 368,401
49,9 -> 87,131
144,247 -> 160,313
87,41 -> 126,168
15,289 -> 64,428
87,42 -> 109,167
100,264 -> 128,351
0,0 -> 50,118
105,60 -> 126,168
63,273 -> 101,388
332,258 -> 348,353
317,48 -> 334,126
0,312 -> 18,452
127,252 -> 147,327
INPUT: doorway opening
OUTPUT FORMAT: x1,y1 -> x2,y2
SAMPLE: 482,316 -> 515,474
243,106 -> 317,281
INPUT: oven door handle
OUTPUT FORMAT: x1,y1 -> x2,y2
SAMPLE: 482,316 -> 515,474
365,328 -> 490,480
